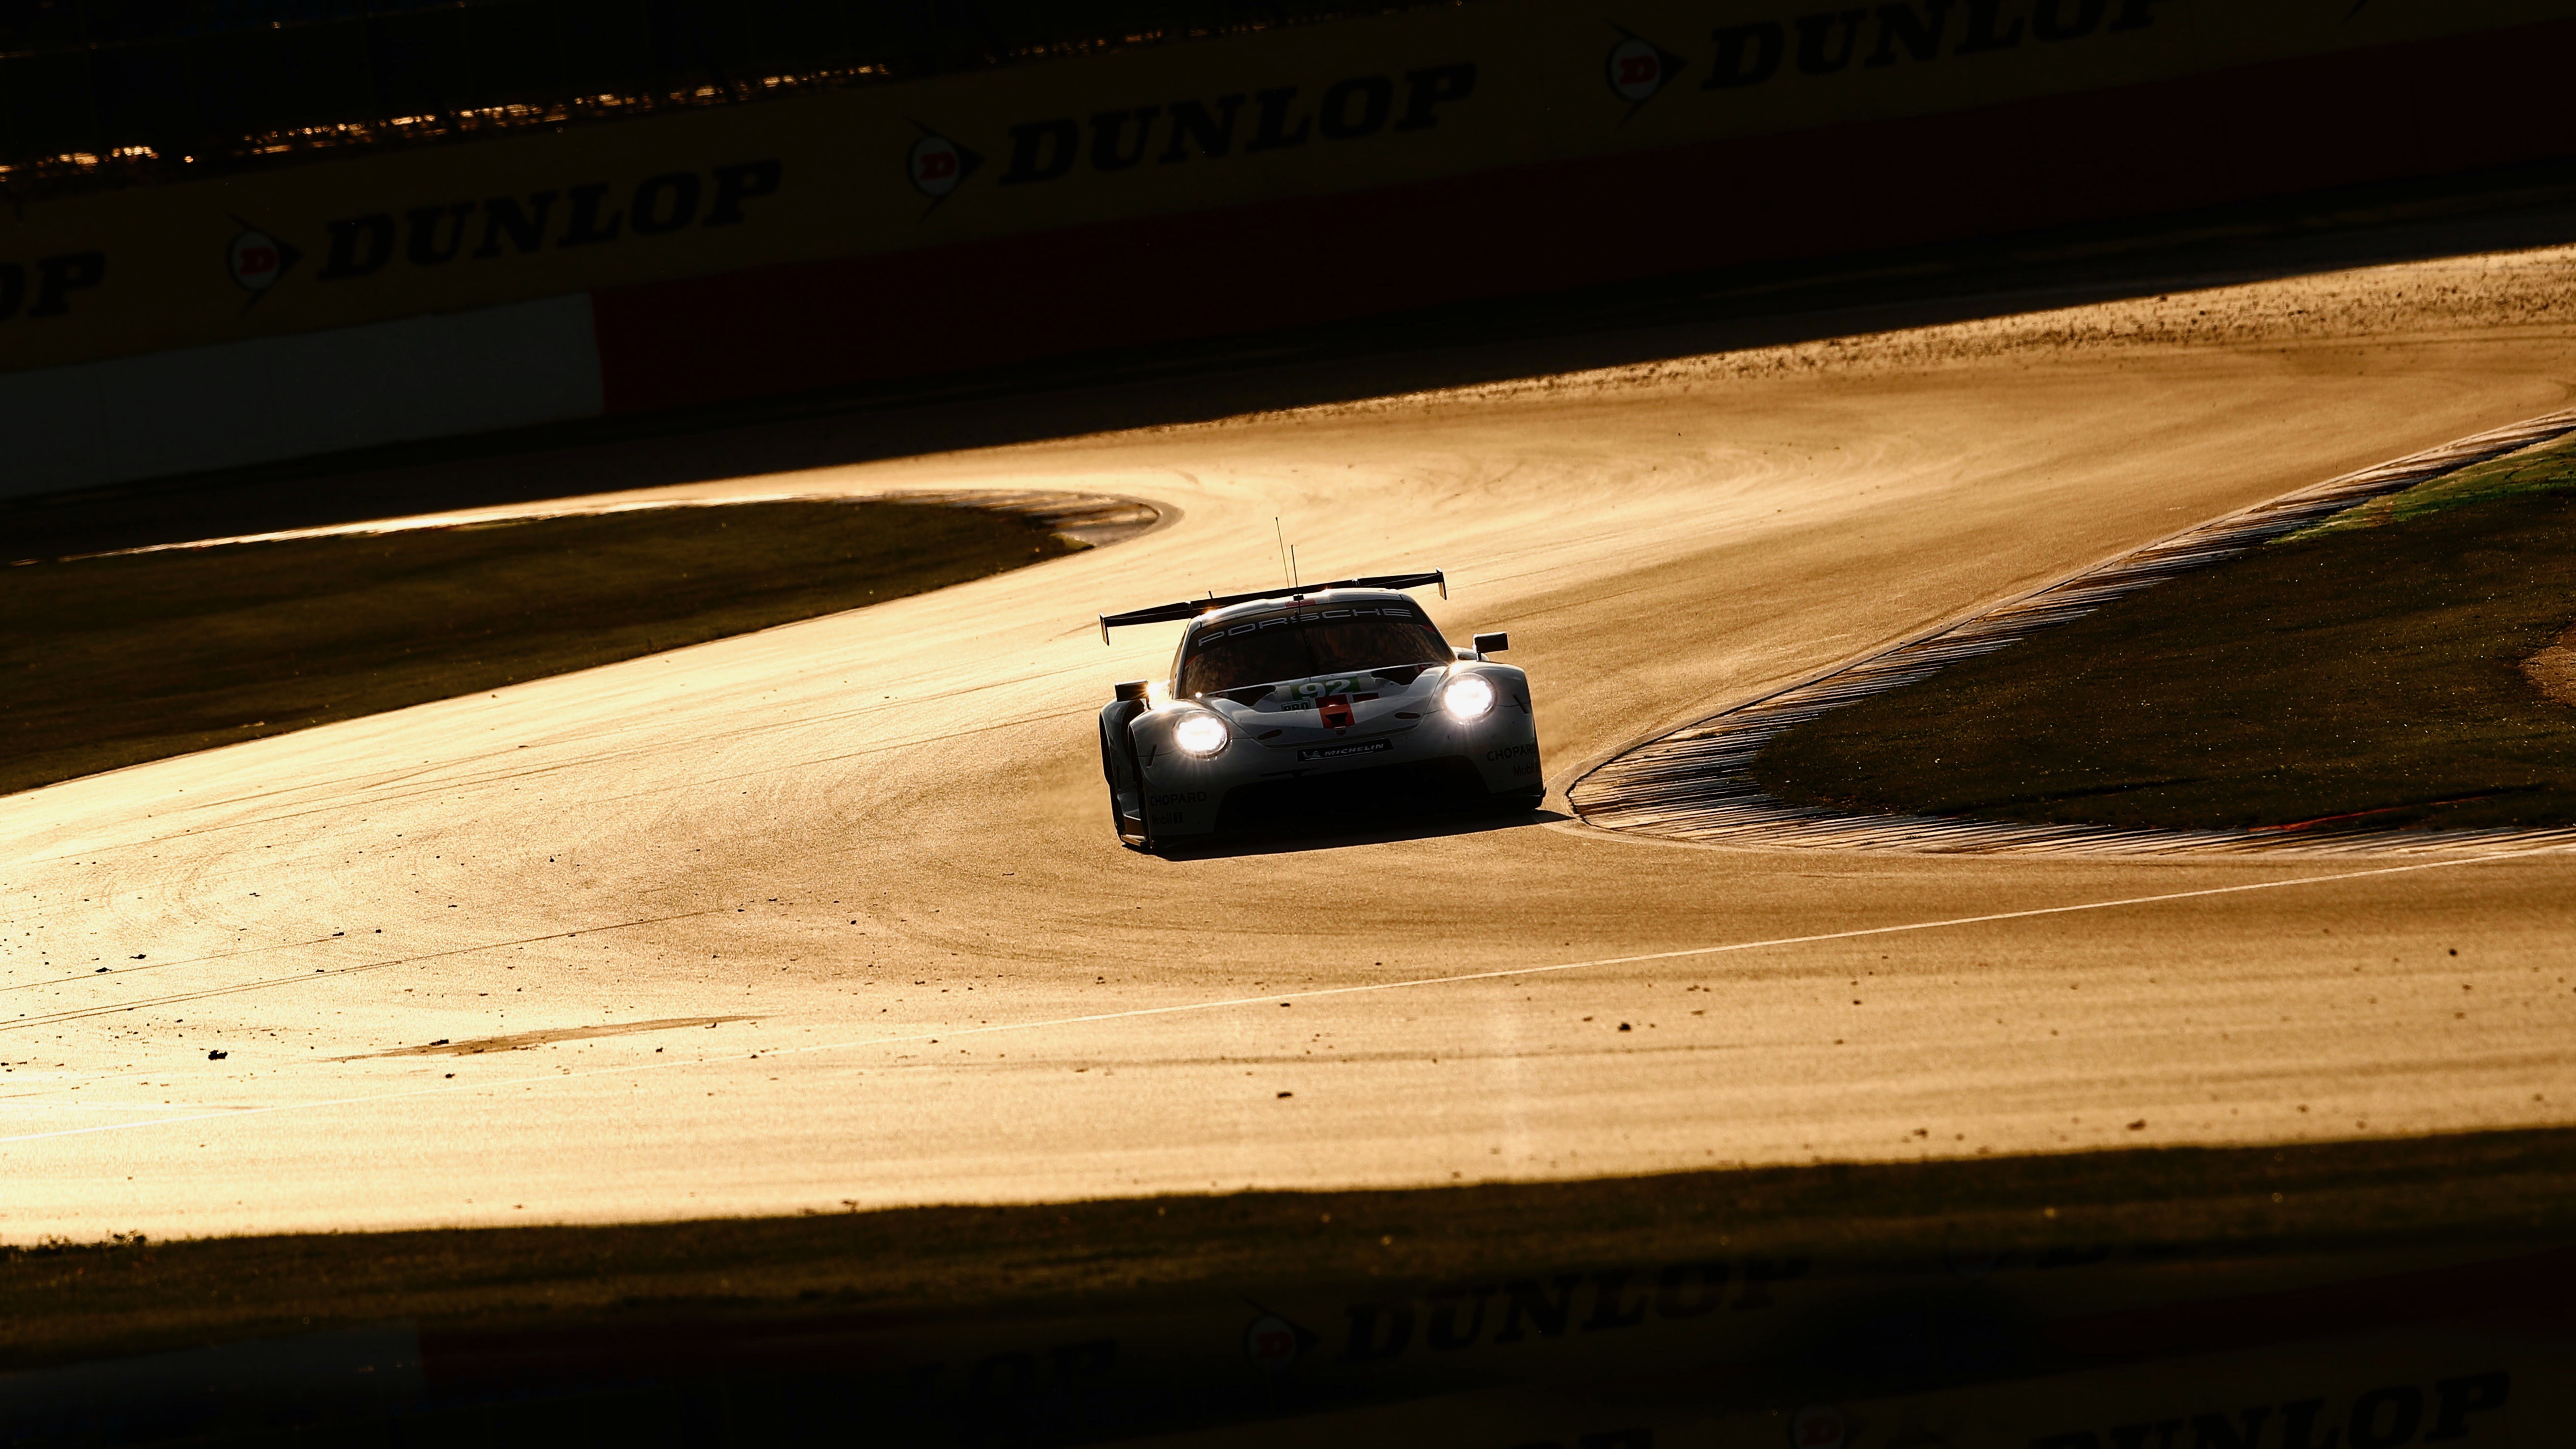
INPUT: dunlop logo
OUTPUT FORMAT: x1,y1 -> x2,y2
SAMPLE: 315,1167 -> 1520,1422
310,160 -> 783,282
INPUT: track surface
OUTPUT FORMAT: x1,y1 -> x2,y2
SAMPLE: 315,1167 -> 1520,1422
7,247 -> 2576,1240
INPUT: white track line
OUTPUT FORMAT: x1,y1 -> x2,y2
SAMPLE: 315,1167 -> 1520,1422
5,843 -> 2566,1147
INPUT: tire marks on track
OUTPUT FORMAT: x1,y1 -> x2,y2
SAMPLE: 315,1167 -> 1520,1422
0,904 -> 753,1034
2,683 -> 1079,871
7,843 -> 2562,1145
0,931 -> 349,996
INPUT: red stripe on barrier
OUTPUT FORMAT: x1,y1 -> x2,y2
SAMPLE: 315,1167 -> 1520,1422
590,20 -> 2576,416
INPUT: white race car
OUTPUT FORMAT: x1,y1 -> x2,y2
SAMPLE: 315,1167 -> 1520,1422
1095,571 -> 1540,849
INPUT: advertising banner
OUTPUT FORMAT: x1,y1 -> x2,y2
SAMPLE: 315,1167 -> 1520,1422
3,0 -> 2569,379
11,1235 -> 2563,1445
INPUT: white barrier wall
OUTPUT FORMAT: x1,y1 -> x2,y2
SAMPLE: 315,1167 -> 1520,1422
0,294 -> 602,499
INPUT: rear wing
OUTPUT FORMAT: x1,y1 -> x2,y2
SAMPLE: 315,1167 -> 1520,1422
1097,571 -> 1446,644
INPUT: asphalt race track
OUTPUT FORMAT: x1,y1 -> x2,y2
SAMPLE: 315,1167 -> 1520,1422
6,244 -> 2576,1242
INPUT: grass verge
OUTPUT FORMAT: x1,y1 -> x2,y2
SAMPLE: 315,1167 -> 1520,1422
1,501 -> 1079,798
1752,438 -> 2576,832
4,1128 -> 2571,1371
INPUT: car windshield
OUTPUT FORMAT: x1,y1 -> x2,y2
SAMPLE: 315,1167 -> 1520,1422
1177,612 -> 1452,697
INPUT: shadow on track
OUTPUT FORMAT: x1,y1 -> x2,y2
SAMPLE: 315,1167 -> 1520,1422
13,1128 -> 2574,1445
1151,805 -> 1571,860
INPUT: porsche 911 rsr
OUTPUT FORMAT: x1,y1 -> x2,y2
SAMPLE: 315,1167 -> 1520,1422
1095,571 -> 1539,849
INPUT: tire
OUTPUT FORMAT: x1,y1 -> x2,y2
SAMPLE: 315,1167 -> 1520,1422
1100,719 -> 1153,848
1490,786 -> 1546,814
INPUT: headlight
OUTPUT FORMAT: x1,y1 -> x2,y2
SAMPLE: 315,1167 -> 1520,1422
1443,673 -> 1498,719
1172,712 -> 1230,757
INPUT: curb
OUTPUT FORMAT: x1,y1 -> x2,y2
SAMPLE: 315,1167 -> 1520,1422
1568,407 -> 2576,857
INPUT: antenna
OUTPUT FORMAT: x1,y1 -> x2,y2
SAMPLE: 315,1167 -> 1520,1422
1274,517 -> 1289,587
1289,544 -> 1299,588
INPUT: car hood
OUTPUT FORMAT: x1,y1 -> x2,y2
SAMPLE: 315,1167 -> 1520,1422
1200,664 -> 1448,732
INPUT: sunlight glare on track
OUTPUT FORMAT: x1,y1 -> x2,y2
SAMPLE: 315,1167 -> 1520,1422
8,842 -> 2561,1148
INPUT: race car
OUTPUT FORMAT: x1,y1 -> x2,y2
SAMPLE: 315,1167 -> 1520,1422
1095,571 -> 1540,849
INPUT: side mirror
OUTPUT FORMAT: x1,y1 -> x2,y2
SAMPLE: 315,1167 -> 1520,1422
1472,631 -> 1509,657
1113,680 -> 1150,702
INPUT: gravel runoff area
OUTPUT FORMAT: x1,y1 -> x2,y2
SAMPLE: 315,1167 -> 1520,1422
1747,431 -> 2576,839
0,499 -> 1083,798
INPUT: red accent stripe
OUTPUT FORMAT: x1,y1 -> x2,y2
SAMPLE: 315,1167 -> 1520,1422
591,20 -> 2576,415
